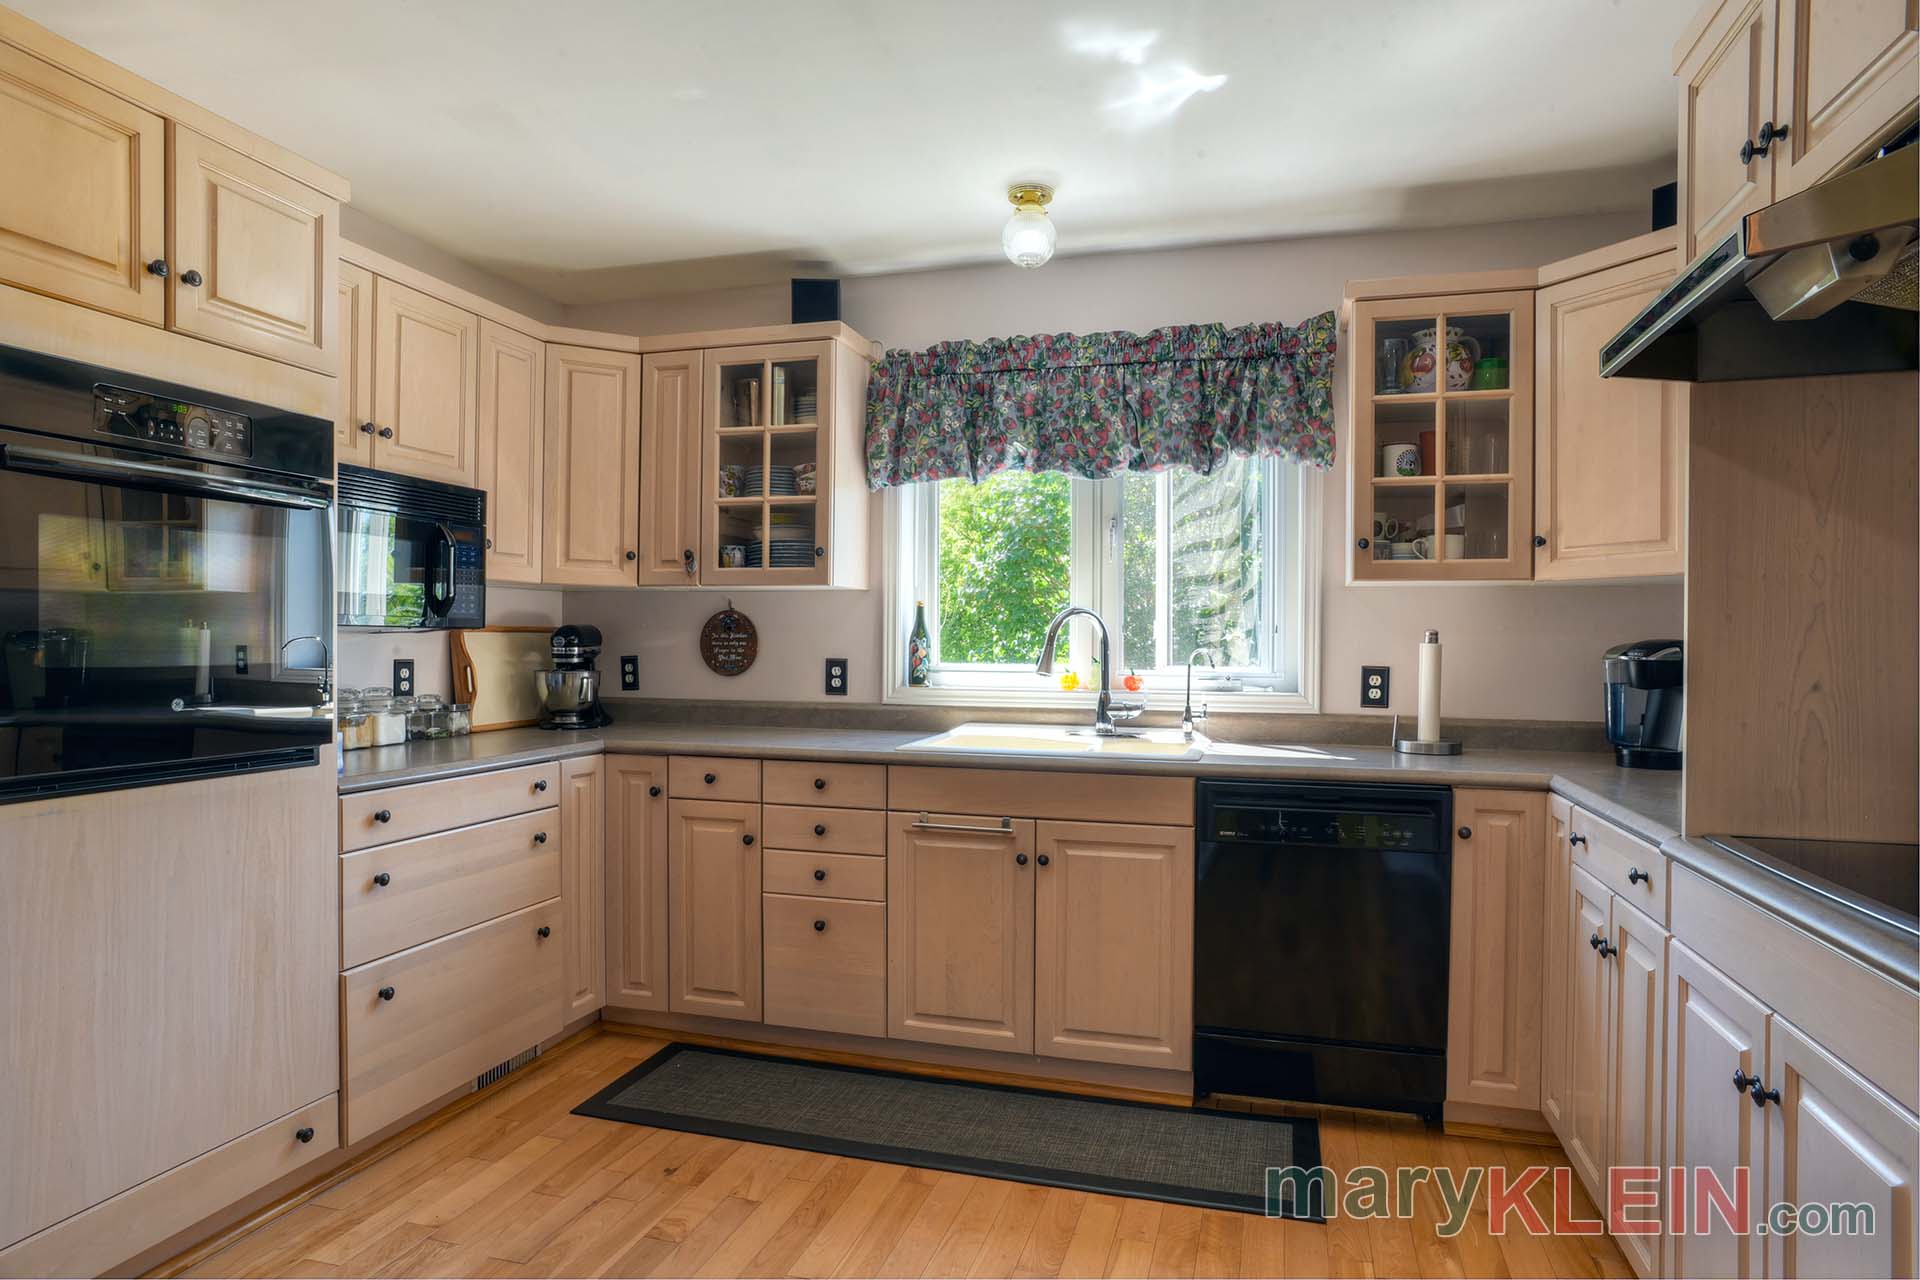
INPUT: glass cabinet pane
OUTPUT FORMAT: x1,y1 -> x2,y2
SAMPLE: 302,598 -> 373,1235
1447,484 -> 1511,561
769,358 -> 820,426
1443,313 -> 1514,392
1373,317 -> 1440,395
1444,400 -> 1510,476
1374,401 -> 1437,477
716,361 -> 768,428
1368,484 -> 1434,561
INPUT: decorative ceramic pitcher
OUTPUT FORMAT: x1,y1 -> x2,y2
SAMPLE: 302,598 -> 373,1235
1399,326 -> 1480,393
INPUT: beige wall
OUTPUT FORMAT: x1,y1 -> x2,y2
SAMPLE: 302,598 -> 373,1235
340,206 -> 568,327
560,213 -> 1685,722
338,586 -> 563,702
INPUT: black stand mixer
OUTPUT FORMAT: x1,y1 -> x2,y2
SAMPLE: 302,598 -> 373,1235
536,624 -> 612,729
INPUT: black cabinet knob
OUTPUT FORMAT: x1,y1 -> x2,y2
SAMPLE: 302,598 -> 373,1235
360,422 -> 376,435
378,426 -> 394,438
1532,534 -> 1547,548
1732,1068 -> 1757,1094
649,786 -> 661,797
742,833 -> 754,846
485,538 -> 493,549
1589,932 -> 1604,951
378,986 -> 396,1001
682,549 -> 694,563
813,868 -> 826,881
374,809 -> 392,823
813,919 -> 826,932
814,545 -> 825,557
179,268 -> 203,286
1036,853 -> 1050,867
1357,537 -> 1370,550
1569,833 -> 1587,847
1457,826 -> 1472,840
814,777 -> 827,790
1738,120 -> 1787,165
537,925 -> 551,939
1597,939 -> 1618,959
372,872 -> 391,887
704,773 -> 716,784
534,779 -> 548,793
625,550 -> 637,561
1750,1078 -> 1781,1108
145,258 -> 169,278
814,823 -> 826,836
1016,853 -> 1029,865
1627,867 -> 1649,885
295,1126 -> 315,1143
534,831 -> 548,844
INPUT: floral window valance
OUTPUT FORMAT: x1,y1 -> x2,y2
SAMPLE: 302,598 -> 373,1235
864,312 -> 1336,489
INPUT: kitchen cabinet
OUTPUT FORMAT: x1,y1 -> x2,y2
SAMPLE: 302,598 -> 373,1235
1541,794 -> 1574,1136
1032,820 -> 1193,1071
335,260 -> 374,469
1345,285 -> 1535,581
370,277 -> 479,486
636,349 -> 703,585
0,41 -> 165,325
1606,894 -> 1668,1278
1533,237 -> 1687,580
542,343 -> 641,587
1445,789 -> 1546,1113
168,125 -> 337,374
764,893 -> 887,1038
667,798 -> 762,1021
603,755 -> 669,1013
1564,863 -> 1614,1197
886,811 -> 1037,1053
477,319 -> 546,583
559,755 -> 606,1022
1676,0 -> 1779,259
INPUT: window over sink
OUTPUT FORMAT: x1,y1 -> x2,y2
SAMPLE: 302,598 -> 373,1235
885,457 -> 1317,711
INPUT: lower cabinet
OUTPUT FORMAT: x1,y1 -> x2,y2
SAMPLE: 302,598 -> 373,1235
667,798 -> 762,1021
1606,894 -> 1667,1278
1541,793 -> 1574,1134
1564,863 -> 1614,1196
603,755 -> 669,1012
764,893 -> 886,1038
1445,789 -> 1546,1112
559,756 -> 606,1021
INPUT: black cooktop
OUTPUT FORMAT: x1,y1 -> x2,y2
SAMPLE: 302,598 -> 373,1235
1708,835 -> 1920,937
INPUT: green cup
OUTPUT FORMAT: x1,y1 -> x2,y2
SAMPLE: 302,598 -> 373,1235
1469,357 -> 1508,391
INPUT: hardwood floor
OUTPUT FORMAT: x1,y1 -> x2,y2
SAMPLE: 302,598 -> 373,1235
168,1030 -> 1632,1278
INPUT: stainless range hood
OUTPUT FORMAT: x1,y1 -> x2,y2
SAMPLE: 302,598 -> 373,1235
1601,142 -> 1918,381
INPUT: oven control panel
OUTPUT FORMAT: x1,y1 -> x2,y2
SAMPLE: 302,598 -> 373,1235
94,385 -> 252,459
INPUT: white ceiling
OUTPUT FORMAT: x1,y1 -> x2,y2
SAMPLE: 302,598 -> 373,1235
22,1 -> 1687,304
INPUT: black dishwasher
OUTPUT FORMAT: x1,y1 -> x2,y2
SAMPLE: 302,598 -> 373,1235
1194,780 -> 1451,1119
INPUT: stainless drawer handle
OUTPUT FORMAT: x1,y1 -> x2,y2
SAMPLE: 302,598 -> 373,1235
910,813 -> 1014,835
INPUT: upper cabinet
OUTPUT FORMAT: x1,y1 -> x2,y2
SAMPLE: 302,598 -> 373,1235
543,344 -> 641,587
636,349 -> 703,585
1676,0 -> 1918,258
371,278 -> 479,486
477,319 -> 546,583
0,41 -> 342,375
335,261 -> 374,470
1346,283 -> 1536,581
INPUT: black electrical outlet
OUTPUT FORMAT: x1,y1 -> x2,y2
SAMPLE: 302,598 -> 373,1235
1361,665 -> 1390,709
233,644 -> 249,674
824,657 -> 849,696
393,658 -> 415,696
619,655 -> 639,691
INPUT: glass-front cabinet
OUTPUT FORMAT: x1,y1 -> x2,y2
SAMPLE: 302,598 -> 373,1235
1348,289 -> 1534,581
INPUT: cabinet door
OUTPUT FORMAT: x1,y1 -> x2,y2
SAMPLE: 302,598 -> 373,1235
168,125 -> 337,374
543,344 -> 641,586
1534,250 -> 1688,580
1033,820 -> 1193,1071
886,812 -> 1036,1053
559,755 -> 605,1022
1676,0 -> 1778,259
1666,939 -> 1770,1280
335,261 -> 374,469
603,755 -> 668,1012
1764,1014 -> 1920,1280
0,42 -> 164,324
667,798 -> 761,1021
1607,894 -> 1668,1278
1445,789 -> 1546,1110
637,349 -> 703,586
371,278 -> 478,484
477,320 -> 545,583
1775,1 -> 1919,195
1566,864 -> 1614,1200
1542,794 -> 1575,1139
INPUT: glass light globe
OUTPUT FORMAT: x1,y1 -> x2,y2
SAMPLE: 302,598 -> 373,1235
1002,207 -> 1056,269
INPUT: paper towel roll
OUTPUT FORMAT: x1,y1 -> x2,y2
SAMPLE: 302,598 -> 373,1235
1417,630 -> 1441,741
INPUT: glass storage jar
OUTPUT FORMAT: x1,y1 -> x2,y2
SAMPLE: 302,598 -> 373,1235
409,694 -> 451,740
370,695 -> 412,746
447,703 -> 472,736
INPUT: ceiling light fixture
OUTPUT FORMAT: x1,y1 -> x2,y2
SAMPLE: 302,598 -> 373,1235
1002,185 -> 1057,269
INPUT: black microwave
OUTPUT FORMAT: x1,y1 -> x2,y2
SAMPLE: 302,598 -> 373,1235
336,465 -> 486,630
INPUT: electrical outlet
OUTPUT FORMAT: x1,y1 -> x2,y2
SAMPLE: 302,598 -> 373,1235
824,657 -> 849,696
233,644 -> 248,675
393,658 -> 415,697
1361,665 -> 1390,709
619,655 -> 639,692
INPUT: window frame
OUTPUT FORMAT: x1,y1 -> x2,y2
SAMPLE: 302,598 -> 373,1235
882,460 -> 1320,713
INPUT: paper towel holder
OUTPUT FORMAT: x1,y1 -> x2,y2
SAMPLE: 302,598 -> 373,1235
1392,712 -> 1461,756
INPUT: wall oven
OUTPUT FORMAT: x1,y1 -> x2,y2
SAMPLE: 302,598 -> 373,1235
0,346 -> 334,802
336,464 -> 485,630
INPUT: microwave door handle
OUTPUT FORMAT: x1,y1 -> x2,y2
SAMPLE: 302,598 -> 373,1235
426,523 -> 457,616
0,443 -> 331,510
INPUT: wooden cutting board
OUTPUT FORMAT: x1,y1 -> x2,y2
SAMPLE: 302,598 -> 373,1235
450,626 -> 551,731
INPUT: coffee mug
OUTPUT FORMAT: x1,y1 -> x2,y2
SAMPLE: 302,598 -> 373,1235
1380,443 -> 1422,478
1413,533 -> 1467,560
1371,512 -> 1403,541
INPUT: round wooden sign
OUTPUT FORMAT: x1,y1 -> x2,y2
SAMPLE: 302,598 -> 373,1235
699,606 -> 758,677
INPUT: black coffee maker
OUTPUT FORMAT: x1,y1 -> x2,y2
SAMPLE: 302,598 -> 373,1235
1604,640 -> 1683,770
535,624 -> 612,729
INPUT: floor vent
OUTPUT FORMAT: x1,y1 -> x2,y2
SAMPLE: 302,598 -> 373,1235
477,1045 -> 540,1091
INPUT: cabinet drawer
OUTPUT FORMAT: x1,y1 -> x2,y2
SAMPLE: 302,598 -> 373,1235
341,810 -> 560,967
764,804 -> 886,856
764,848 -> 886,901
765,760 -> 886,809
1570,808 -> 1667,923
341,900 -> 563,1144
669,756 -> 761,802
763,893 -> 886,1037
341,763 -> 561,851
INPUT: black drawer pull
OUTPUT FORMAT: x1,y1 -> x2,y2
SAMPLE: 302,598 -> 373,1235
813,919 -> 826,932
533,778 -> 548,793
372,872 -> 391,887
704,772 -> 717,785
1569,833 -> 1587,847
814,777 -> 827,790
814,823 -> 827,836
1627,867 -> 1649,885
378,986 -> 396,1001
537,925 -> 552,939
295,1126 -> 315,1143
649,785 -> 661,797
534,831 -> 548,844
813,868 -> 826,881
373,809 -> 392,824
742,833 -> 754,846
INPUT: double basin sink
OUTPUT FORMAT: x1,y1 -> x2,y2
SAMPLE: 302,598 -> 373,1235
897,721 -> 1209,761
